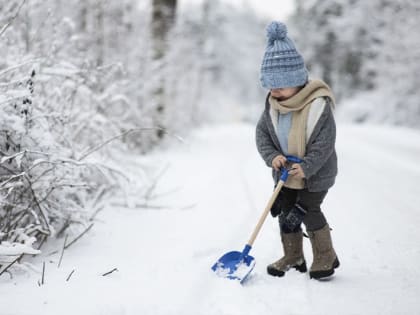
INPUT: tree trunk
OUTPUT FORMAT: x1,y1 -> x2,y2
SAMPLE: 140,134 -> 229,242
94,0 -> 105,67
78,3 -> 88,33
150,0 -> 177,139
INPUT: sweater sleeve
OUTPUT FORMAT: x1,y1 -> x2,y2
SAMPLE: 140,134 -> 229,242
256,111 -> 282,168
300,104 -> 336,178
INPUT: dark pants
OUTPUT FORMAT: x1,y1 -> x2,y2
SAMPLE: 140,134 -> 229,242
272,187 -> 328,233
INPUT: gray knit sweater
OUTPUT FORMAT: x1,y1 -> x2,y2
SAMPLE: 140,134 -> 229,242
255,95 -> 337,192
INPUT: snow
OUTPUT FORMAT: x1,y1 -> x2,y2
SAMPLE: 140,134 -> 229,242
1,122 -> 420,314
0,242 -> 40,256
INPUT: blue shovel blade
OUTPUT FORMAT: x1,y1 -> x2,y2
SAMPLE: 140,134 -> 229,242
211,247 -> 256,283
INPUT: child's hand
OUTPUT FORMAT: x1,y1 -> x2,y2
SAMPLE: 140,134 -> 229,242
288,163 -> 305,178
271,155 -> 287,171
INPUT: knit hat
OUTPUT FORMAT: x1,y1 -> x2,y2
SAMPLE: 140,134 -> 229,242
260,22 -> 308,89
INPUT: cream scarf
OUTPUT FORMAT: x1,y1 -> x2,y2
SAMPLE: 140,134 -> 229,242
269,79 -> 335,189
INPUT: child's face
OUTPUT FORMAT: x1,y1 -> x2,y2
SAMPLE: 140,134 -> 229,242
270,86 -> 301,101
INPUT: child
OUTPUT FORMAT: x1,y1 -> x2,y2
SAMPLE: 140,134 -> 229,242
256,21 -> 340,280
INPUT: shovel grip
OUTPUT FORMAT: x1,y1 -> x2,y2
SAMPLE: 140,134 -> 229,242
285,155 -> 303,164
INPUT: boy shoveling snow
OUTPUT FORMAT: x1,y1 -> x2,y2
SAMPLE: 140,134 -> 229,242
256,21 -> 340,280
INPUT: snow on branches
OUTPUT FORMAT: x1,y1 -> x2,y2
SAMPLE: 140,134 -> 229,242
0,60 -> 125,275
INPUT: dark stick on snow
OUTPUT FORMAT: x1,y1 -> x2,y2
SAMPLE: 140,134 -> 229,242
0,254 -> 23,277
57,234 -> 68,268
41,261 -> 45,285
48,223 -> 94,256
102,268 -> 118,277
56,217 -> 71,238
64,223 -> 94,250
66,269 -> 75,282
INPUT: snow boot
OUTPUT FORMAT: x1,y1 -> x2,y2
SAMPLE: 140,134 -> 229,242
267,230 -> 307,277
308,224 -> 340,279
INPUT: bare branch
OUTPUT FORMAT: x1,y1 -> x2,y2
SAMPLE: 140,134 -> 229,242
0,58 -> 43,77
24,175 -> 51,233
0,94 -> 30,107
77,127 -> 165,161
89,205 -> 105,221
64,223 -> 94,250
0,0 -> 27,38
36,234 -> 47,252
0,76 -> 30,88
56,217 -> 71,238
0,254 -> 23,277
0,172 -> 26,188
57,235 -> 68,268
144,163 -> 170,202
77,127 -> 185,161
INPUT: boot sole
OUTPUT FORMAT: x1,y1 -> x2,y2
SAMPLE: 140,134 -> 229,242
310,257 -> 340,280
267,261 -> 307,277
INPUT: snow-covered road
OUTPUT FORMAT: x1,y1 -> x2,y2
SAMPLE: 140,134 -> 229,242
2,122 -> 420,315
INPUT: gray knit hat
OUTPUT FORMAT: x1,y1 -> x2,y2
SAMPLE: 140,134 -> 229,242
260,21 -> 308,89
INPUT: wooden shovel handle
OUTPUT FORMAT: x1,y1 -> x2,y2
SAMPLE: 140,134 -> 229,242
246,179 -> 285,247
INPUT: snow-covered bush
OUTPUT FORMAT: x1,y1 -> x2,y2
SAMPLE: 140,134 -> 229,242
0,0 -> 270,275
0,60 -> 124,272
0,0 -> 149,271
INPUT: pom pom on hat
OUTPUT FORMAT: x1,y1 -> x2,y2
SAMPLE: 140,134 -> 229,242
266,21 -> 288,43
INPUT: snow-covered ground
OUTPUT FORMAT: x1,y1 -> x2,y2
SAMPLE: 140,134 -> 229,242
1,122 -> 420,315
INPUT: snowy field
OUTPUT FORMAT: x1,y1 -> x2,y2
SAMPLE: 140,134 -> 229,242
1,122 -> 420,315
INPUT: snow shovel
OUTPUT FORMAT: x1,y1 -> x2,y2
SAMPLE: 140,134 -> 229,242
211,155 -> 303,283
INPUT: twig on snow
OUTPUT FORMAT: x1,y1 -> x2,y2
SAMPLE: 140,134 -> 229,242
41,261 -> 45,285
57,234 -> 68,268
102,268 -> 118,277
66,269 -> 75,282
0,254 -> 23,277
48,223 -> 94,256
64,223 -> 94,250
